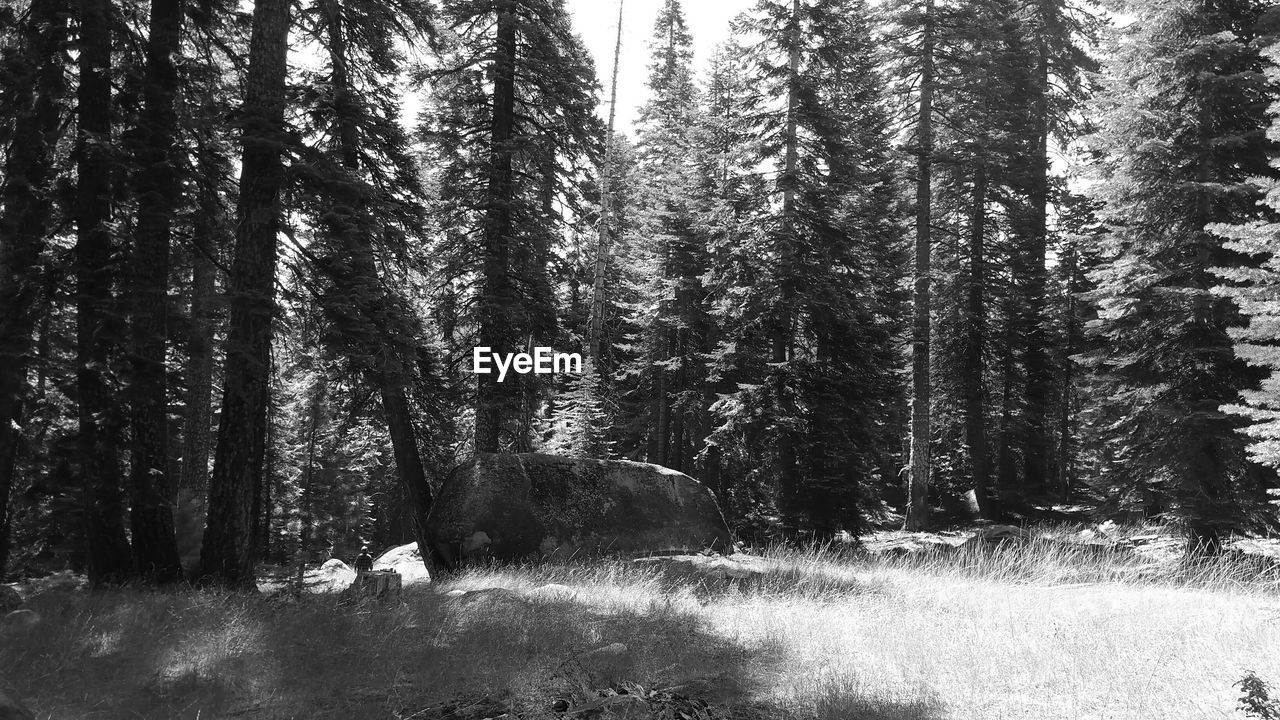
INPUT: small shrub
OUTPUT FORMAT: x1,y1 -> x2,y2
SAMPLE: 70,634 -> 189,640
1238,672 -> 1280,719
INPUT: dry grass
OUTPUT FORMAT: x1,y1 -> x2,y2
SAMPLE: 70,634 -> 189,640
2,527 -> 1278,719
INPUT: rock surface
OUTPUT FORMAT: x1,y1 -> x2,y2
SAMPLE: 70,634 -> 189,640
373,543 -> 431,585
524,583 -> 578,602
0,610 -> 39,630
0,687 -> 33,720
961,524 -> 1032,548
633,553 -> 769,581
425,453 -> 732,567
314,559 -> 356,592
0,586 -> 21,614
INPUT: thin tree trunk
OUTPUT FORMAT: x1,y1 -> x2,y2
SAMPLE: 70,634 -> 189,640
905,0 -> 935,531
0,0 -> 68,577
1022,32 -> 1053,497
774,0 -> 802,523
1057,238 -> 1078,499
295,381 -> 323,594
76,0 -> 135,585
996,320 -> 1019,495
201,0 -> 291,590
964,164 -> 995,520
179,165 -> 220,496
128,0 -> 186,584
589,0 -> 624,362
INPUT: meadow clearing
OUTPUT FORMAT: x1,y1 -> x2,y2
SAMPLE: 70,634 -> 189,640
2,528 -> 1279,720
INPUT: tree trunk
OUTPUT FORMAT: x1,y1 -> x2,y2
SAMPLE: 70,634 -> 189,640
905,0 -> 935,531
774,0 -> 802,524
475,2 -> 518,453
76,0 -> 135,585
320,0 -> 439,573
127,0 -> 186,584
589,0 -> 625,362
1021,33 -> 1053,497
200,0 -> 291,590
179,149 -> 224,498
0,0 -> 68,577
1057,238 -> 1079,499
996,321 -> 1019,495
964,165 -> 995,520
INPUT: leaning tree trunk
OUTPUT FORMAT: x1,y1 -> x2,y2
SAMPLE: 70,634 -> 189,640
905,0 -> 935,532
320,0 -> 438,574
76,0 -> 135,585
127,0 -> 186,584
0,0 -> 69,577
200,0 -> 291,590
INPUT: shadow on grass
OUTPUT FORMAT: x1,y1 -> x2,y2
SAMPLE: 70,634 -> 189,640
0,570 -> 945,720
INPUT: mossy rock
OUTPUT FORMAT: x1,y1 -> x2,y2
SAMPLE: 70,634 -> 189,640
426,453 -> 732,567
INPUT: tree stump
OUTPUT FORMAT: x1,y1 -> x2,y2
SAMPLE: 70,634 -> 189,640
353,570 -> 402,601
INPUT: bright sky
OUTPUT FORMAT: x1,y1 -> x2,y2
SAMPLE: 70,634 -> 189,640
565,0 -> 756,136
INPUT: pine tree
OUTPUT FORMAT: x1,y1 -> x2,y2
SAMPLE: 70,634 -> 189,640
201,0 -> 292,588
0,0 -> 71,576
1082,0 -> 1279,552
630,0 -> 709,474
1211,42 -> 1280,517
125,0 -> 186,583
702,0 -> 904,534
75,0 -> 134,585
424,0 -> 602,454
885,0 -> 938,530
293,0 -> 439,571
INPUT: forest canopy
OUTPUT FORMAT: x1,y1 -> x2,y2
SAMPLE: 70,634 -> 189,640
1,0 -> 1280,587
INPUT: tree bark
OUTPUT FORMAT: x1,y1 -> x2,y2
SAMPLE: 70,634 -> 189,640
905,0 -> 935,531
127,0 -> 186,584
0,0 -> 68,577
179,152 -> 222,497
1021,31 -> 1053,496
76,0 -> 136,585
774,0 -> 802,523
964,164 -> 995,520
200,0 -> 291,590
475,2 -> 519,453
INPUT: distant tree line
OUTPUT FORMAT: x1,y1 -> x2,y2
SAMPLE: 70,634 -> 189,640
1,0 -> 1279,587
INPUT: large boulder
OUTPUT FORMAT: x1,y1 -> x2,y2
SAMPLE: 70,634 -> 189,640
425,453 -> 732,566
373,543 -> 431,585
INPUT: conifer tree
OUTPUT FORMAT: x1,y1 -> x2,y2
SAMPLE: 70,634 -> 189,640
630,0 -> 709,474
1082,0 -> 1279,551
76,0 -> 134,585
293,0 -> 439,570
1211,43 -> 1280,499
201,0 -> 292,588
424,0 -> 602,454
0,0 -> 71,576
702,0 -> 903,533
125,0 -> 187,583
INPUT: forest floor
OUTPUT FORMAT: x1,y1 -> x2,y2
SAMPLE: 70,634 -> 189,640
2,525 -> 1280,720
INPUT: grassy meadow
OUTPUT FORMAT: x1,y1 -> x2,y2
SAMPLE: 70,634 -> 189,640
2,528 -> 1279,720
